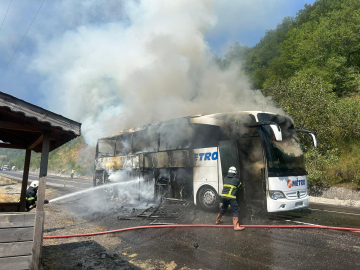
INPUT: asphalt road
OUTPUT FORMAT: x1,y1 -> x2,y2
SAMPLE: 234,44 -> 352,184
0,170 -> 91,190
1,171 -> 360,269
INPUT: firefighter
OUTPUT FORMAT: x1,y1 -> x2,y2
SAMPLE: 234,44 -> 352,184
19,181 -> 49,212
215,166 -> 245,231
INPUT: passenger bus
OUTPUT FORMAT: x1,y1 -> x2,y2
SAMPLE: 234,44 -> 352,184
93,111 -> 317,213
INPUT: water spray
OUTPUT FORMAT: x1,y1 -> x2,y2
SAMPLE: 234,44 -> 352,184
49,179 -> 143,203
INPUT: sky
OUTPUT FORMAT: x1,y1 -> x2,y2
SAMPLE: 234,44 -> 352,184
0,0 -> 316,144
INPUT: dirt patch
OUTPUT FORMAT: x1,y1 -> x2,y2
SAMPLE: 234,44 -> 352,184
0,175 -> 54,203
0,176 -> 21,202
127,259 -> 199,270
129,259 -> 178,270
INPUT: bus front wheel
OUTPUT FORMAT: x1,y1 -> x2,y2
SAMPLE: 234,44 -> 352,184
198,186 -> 220,212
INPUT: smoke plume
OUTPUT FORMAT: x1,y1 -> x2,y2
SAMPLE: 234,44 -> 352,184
30,0 -> 283,145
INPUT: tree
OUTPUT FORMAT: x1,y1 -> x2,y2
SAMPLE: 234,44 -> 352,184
265,0 -> 360,95
264,73 -> 338,148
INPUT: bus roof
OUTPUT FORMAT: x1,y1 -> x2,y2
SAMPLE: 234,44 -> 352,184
98,111 -> 282,140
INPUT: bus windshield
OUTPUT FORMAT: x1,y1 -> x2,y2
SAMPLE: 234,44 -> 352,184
98,139 -> 115,157
257,113 -> 306,176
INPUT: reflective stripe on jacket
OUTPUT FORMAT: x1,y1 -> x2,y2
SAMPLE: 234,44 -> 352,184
221,173 -> 241,199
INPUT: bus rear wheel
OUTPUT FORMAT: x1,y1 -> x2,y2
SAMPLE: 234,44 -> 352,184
198,186 -> 220,212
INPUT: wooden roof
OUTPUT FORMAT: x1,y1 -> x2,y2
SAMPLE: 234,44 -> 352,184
0,91 -> 81,152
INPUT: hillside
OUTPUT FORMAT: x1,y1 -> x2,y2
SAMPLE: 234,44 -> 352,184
0,136 -> 95,176
218,0 -> 360,188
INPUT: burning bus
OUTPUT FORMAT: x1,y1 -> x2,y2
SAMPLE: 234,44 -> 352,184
93,111 -> 317,213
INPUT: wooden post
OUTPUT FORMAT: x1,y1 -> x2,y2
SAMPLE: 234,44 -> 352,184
30,134 -> 49,270
19,149 -> 31,212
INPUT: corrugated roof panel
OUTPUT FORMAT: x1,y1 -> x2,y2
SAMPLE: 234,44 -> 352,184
0,92 -> 81,135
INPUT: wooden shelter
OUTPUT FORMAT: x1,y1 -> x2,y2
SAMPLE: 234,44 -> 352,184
0,91 -> 81,269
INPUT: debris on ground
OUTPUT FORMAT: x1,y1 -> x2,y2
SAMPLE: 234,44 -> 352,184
137,198 -> 191,219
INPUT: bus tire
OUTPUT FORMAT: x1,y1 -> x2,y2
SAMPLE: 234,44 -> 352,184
198,186 -> 220,212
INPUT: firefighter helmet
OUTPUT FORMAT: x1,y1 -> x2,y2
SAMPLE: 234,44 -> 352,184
228,166 -> 237,174
30,180 -> 39,188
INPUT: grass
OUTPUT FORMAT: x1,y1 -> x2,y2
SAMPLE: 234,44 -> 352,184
0,176 -> 20,202
0,190 -> 17,202
0,176 -> 18,185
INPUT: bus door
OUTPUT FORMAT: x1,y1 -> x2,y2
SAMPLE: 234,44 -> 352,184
237,136 -> 267,212
218,140 -> 240,197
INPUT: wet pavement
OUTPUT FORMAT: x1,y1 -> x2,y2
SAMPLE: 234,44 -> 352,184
48,189 -> 360,269
2,171 -> 360,269
265,203 -> 360,230
47,200 -> 360,270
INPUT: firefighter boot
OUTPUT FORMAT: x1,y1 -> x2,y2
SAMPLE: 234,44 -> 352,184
215,214 -> 223,224
233,217 -> 245,231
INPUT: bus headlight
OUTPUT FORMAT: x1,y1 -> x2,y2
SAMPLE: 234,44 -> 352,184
269,191 -> 286,200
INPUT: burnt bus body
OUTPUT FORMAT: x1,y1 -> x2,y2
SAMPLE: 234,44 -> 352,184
94,116 -> 227,204
93,111 -> 316,213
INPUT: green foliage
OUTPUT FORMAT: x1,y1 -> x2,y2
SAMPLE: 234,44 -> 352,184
0,149 -> 26,169
333,144 -> 360,188
244,16 -> 295,89
263,73 -> 338,148
305,148 -> 340,186
216,0 -> 360,188
219,0 -> 360,95
263,73 -> 360,187
265,0 -> 360,95
45,136 -> 95,175
214,42 -> 250,70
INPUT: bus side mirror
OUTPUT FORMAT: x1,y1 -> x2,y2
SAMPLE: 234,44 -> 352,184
270,125 -> 282,141
309,133 -> 317,148
296,129 -> 317,148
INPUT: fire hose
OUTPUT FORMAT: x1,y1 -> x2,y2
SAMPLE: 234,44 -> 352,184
43,224 -> 360,239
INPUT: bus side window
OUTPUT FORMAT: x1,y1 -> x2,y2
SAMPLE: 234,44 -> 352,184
132,130 -> 158,153
115,135 -> 132,155
191,125 -> 224,149
159,124 -> 192,151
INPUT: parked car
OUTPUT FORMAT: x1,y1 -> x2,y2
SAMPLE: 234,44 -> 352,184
2,165 -> 9,171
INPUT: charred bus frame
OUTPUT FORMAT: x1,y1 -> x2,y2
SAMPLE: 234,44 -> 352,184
93,111 -> 317,213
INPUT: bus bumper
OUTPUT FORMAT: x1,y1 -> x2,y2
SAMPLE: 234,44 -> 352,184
267,196 -> 309,212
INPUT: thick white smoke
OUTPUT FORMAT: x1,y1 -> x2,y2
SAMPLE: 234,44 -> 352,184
30,0 -> 283,145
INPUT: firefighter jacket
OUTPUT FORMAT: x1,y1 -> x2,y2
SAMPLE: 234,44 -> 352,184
221,173 -> 241,199
25,186 -> 37,211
